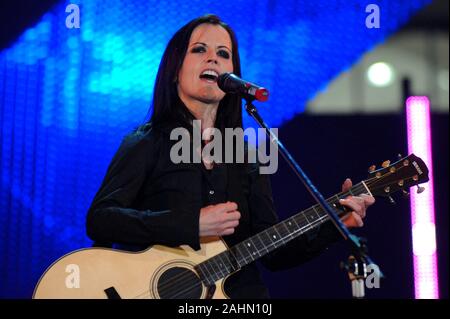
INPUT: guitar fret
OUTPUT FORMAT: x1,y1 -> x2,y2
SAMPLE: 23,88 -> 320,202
292,214 -> 304,229
249,238 -> 262,258
223,251 -> 237,272
233,245 -> 247,267
262,229 -> 276,249
220,252 -> 235,274
197,262 -> 214,285
284,218 -> 299,240
273,225 -> 285,245
280,221 -> 293,240
241,240 -> 256,262
285,218 -> 296,231
312,205 -> 322,218
304,208 -> 319,224
255,233 -> 269,254
353,185 -> 363,195
361,181 -> 373,197
212,260 -> 224,280
268,228 -> 281,247
254,234 -> 266,254
281,222 -> 293,238
218,181 -> 374,270
334,194 -> 341,203
300,211 -> 311,234
261,234 -> 274,251
205,260 -> 220,282
215,254 -> 226,273
292,215 -> 302,229
214,263 -> 224,280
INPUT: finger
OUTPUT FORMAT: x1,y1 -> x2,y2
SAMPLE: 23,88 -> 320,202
340,198 -> 365,217
221,220 -> 239,230
342,178 -> 353,192
348,195 -> 373,211
351,213 -> 364,227
219,201 -> 238,212
221,228 -> 235,236
223,210 -> 241,222
361,194 -> 376,206
343,213 -> 364,228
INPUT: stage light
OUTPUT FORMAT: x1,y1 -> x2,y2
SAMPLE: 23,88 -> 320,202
367,62 -> 394,87
406,96 -> 439,299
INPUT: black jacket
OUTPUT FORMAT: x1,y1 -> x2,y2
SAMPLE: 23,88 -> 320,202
86,122 -> 341,298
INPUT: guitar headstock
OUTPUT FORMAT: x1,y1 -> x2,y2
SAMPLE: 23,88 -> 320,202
365,154 -> 429,199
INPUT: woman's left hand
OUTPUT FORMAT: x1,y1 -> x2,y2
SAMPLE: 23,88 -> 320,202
340,178 -> 375,228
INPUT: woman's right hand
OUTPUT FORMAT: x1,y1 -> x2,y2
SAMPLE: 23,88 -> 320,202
199,201 -> 241,237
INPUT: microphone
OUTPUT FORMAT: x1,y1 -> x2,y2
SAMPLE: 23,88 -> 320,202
217,72 -> 269,102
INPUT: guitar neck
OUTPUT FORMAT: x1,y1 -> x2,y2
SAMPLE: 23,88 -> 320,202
195,181 -> 372,285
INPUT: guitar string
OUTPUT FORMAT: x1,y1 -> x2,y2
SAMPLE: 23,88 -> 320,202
133,205 -> 336,299
131,179 -> 380,299
132,172 -> 416,299
134,212 -> 332,299
131,180 -> 375,298
167,214 -> 334,299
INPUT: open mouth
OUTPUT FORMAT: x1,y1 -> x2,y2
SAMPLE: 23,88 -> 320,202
199,69 -> 219,82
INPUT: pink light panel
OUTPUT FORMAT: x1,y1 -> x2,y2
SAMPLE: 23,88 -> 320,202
406,96 -> 439,299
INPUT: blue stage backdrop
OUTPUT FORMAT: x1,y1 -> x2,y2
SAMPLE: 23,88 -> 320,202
0,0 -> 431,297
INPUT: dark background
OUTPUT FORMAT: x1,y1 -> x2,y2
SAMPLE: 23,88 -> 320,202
261,113 -> 448,298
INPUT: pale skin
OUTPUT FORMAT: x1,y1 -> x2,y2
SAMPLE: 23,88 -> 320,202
177,23 -> 375,238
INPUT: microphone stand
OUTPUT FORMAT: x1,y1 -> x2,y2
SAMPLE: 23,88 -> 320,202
340,237 -> 369,298
244,98 -> 384,298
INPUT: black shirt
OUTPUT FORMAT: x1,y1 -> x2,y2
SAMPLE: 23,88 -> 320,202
86,122 -> 342,298
201,162 -> 228,206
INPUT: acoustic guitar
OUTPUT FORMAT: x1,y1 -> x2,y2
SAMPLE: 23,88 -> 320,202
33,154 -> 429,299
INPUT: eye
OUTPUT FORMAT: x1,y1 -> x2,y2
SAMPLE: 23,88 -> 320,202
218,50 -> 230,59
191,46 -> 206,53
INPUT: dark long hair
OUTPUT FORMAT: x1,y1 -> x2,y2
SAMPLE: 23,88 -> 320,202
148,14 -> 243,133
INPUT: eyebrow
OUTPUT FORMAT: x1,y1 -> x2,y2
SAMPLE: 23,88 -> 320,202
191,42 -> 232,52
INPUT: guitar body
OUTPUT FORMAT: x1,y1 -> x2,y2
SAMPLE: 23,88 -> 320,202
33,238 -> 230,299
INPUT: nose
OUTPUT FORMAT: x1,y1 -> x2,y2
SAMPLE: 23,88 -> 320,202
206,50 -> 219,64
206,57 -> 218,64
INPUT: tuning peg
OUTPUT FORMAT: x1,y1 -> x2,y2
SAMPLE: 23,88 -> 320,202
382,160 -> 391,168
417,186 -> 425,194
388,196 -> 396,205
397,153 -> 403,160
368,165 -> 376,173
402,189 -> 410,197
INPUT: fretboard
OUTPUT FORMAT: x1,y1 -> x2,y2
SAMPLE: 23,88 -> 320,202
195,181 -> 371,285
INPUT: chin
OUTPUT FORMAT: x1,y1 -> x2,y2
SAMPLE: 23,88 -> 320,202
198,91 -> 224,104
198,96 -> 220,104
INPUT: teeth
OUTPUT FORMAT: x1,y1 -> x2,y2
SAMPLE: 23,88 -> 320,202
201,70 -> 219,77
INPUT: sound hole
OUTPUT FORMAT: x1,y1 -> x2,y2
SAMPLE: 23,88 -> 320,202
157,267 -> 203,299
